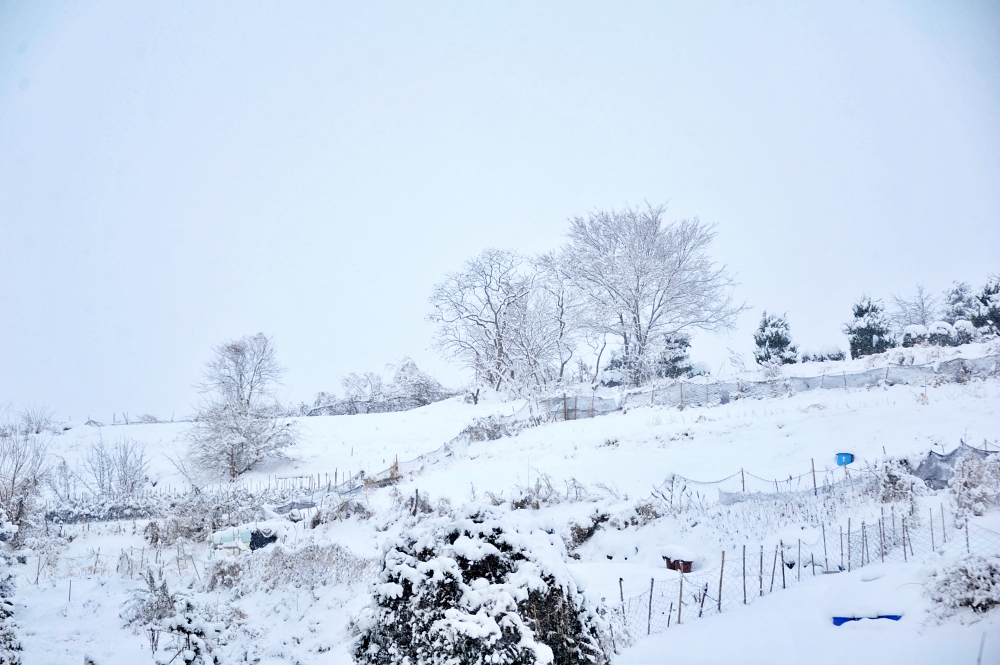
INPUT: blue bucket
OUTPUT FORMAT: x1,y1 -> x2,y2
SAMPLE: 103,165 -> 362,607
836,453 -> 855,466
833,615 -> 901,626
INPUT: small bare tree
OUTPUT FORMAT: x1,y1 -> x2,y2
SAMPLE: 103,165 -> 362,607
562,204 -> 743,385
83,438 -> 116,496
890,285 -> 939,334
187,334 -> 298,478
114,437 -> 149,496
79,436 -> 148,497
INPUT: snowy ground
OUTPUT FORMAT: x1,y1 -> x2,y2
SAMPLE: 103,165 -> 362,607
12,349 -> 1000,664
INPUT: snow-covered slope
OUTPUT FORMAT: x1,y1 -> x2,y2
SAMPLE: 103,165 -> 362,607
13,347 -> 1000,665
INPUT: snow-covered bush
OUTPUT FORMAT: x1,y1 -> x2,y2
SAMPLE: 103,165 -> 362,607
971,275 -> 1000,334
204,542 -> 376,592
124,569 -> 223,665
953,319 -> 976,345
950,454 -> 1000,517
901,324 -> 928,348
156,597 -> 223,665
867,459 -> 924,506
753,312 -> 798,365
800,345 -> 845,362
843,296 -> 895,358
901,320 -> 974,348
927,321 -> 956,347
929,556 -> 1000,619
0,574 -> 21,665
354,506 -> 608,665
123,569 -> 178,628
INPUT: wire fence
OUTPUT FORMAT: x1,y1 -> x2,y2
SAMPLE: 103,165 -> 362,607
537,354 -> 1000,421
610,498 -> 1000,645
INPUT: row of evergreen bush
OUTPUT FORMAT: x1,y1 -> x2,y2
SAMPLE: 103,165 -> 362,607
752,275 -> 1000,365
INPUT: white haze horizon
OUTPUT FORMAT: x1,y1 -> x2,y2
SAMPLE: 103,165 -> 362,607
1,1 -> 998,420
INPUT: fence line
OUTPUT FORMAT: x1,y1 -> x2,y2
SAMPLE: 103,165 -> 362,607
612,511 -> 1000,643
537,354 -> 1000,421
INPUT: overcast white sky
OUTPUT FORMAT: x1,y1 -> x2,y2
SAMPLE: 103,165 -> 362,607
1,1 -> 998,420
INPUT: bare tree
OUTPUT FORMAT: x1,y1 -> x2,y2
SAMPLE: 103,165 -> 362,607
0,420 -> 49,542
890,285 -> 939,334
532,253 -> 582,383
83,438 -> 116,496
186,334 -> 298,478
341,372 -> 387,414
428,249 -> 537,392
562,204 -> 743,385
113,437 -> 149,496
75,436 -> 149,498
18,403 -> 53,436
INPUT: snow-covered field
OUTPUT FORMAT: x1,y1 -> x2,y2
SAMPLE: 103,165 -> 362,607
11,348 -> 1000,664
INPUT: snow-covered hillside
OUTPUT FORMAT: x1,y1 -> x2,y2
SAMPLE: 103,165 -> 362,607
10,346 -> 1000,664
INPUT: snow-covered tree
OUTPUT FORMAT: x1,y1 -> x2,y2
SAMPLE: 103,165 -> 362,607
651,332 -> 693,379
971,275 -> 1000,334
387,358 -> 453,406
0,509 -> 21,664
355,507 -> 608,665
843,296 -> 895,359
341,372 -> 387,414
429,249 -> 535,392
0,422 -> 48,542
561,204 -> 742,386
186,334 -> 298,478
753,311 -> 798,365
429,249 -> 575,393
941,281 -> 977,324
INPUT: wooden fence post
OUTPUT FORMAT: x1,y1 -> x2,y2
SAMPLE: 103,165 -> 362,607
811,459 -> 817,496
780,541 -> 786,589
742,545 -> 746,605
822,523 -> 828,572
770,546 -> 778,593
677,575 -> 683,625
759,546 -> 763,597
717,551 -> 725,612
647,578 -> 653,635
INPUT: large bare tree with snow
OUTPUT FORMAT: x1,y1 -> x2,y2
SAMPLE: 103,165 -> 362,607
562,204 -> 742,385
187,333 -> 298,478
429,249 -> 569,393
